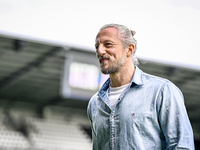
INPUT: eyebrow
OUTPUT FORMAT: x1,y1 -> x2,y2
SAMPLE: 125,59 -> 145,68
95,39 -> 114,44
105,40 -> 114,43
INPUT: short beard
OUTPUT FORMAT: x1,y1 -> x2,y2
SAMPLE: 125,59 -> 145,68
101,65 -> 119,74
100,58 -> 126,74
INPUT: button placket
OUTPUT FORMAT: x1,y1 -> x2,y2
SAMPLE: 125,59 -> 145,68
110,110 -> 116,150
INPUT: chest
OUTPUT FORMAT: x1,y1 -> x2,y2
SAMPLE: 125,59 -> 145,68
92,88 -> 159,131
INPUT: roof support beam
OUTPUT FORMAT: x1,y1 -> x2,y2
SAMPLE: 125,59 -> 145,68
0,46 -> 62,91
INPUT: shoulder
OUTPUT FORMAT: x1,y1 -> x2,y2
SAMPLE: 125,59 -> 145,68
141,70 -> 183,98
134,67 -> 171,88
87,92 -> 98,109
89,92 -> 99,102
142,72 -> 185,108
142,71 -> 169,85
142,71 -> 180,90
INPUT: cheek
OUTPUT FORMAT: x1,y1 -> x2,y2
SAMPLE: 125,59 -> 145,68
116,51 -> 126,60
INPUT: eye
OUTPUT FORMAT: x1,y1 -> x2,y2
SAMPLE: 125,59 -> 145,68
105,42 -> 112,47
95,44 -> 99,50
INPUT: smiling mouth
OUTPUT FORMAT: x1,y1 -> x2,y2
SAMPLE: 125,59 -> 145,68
99,57 -> 109,64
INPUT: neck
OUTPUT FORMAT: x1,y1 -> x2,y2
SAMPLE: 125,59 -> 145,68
109,62 -> 135,87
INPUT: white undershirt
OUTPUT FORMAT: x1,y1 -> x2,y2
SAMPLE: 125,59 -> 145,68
108,83 -> 130,110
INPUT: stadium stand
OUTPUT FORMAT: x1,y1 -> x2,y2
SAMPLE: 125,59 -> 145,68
0,106 -> 92,150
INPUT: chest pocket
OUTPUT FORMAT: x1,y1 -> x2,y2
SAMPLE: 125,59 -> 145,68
132,112 -> 154,134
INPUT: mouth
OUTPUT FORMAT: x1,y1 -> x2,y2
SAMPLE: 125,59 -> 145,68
99,57 -> 109,64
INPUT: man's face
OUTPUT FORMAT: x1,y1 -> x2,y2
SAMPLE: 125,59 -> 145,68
95,28 -> 127,74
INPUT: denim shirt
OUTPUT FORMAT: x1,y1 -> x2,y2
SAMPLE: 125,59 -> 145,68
87,67 -> 194,150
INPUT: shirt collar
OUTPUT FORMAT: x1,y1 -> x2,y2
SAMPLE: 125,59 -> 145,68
131,66 -> 144,86
99,66 -> 144,94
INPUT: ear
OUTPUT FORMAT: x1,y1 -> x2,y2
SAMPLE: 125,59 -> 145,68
126,44 -> 135,57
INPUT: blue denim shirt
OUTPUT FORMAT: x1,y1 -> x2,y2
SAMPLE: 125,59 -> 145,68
87,67 -> 194,150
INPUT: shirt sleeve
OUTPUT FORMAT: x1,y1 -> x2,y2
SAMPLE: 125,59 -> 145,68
87,99 -> 98,150
157,81 -> 194,150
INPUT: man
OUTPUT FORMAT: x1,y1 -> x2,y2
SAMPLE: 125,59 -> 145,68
87,23 -> 194,150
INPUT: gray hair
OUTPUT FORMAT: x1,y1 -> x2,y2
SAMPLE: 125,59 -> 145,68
99,23 -> 139,66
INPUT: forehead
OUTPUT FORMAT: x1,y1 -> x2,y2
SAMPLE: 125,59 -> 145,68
96,27 -> 120,42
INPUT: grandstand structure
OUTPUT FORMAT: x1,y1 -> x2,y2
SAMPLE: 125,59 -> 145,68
0,104 -> 92,150
0,35 -> 200,149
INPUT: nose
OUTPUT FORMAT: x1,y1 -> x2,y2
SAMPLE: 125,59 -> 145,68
96,44 -> 106,56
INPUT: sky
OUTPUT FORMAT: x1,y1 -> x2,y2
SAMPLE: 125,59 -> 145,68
0,0 -> 199,70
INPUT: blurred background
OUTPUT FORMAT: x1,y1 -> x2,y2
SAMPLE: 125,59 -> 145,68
0,0 -> 199,149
